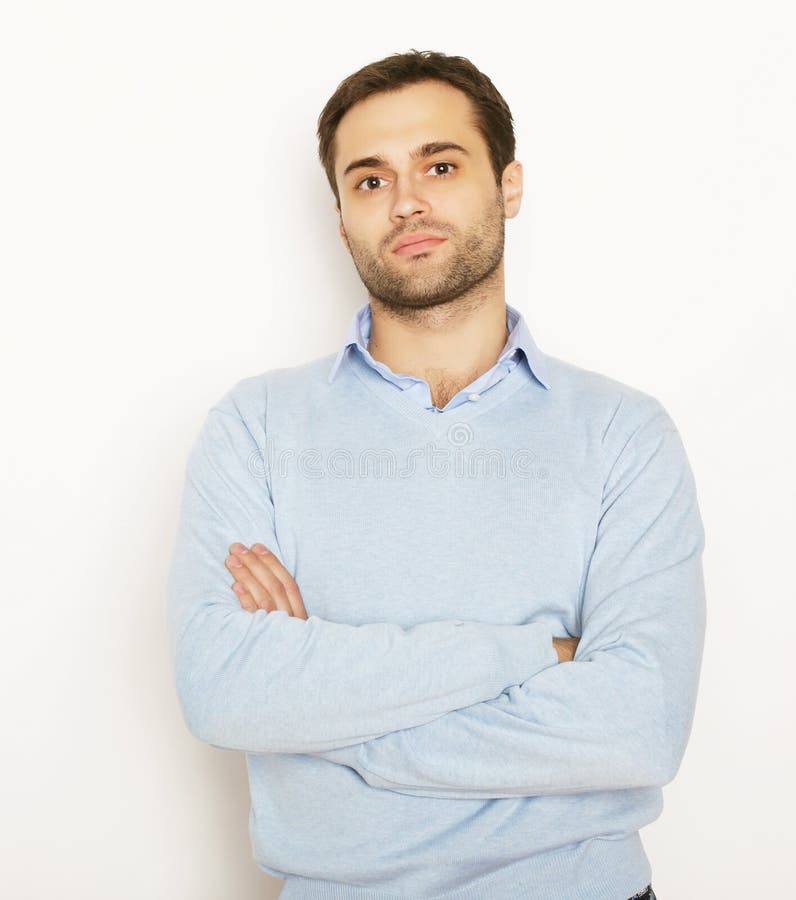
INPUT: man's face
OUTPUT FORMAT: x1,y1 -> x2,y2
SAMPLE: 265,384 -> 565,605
332,79 -> 522,310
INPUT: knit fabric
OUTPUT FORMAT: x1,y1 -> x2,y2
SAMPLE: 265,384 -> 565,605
166,313 -> 705,899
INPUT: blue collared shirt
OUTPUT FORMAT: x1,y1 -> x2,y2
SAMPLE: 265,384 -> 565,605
327,301 -> 551,412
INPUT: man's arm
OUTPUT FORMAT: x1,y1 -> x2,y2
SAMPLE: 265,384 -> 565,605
166,383 -> 559,755
309,398 -> 707,798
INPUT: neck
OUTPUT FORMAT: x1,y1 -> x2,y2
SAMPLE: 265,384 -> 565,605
366,264 -> 510,386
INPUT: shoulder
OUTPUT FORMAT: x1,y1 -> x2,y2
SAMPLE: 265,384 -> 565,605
208,352 -> 337,432
544,352 -> 673,434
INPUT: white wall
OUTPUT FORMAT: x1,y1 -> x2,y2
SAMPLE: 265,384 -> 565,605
1,2 -> 793,897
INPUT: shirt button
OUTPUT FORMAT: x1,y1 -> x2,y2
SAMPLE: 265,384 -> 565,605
468,393 -> 481,402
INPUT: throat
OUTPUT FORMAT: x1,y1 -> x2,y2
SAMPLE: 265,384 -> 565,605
426,370 -> 481,410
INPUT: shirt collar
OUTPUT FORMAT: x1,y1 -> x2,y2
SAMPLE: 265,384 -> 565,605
327,301 -> 551,389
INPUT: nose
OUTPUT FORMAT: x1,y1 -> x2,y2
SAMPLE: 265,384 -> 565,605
389,176 -> 430,224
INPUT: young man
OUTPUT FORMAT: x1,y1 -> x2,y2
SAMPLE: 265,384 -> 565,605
167,50 -> 704,900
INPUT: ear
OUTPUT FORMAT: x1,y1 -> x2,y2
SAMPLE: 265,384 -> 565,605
337,207 -> 351,254
501,160 -> 523,219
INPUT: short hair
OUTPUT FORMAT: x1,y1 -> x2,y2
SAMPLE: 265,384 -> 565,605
316,49 -> 516,206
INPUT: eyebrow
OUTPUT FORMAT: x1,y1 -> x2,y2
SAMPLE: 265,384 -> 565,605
342,141 -> 470,179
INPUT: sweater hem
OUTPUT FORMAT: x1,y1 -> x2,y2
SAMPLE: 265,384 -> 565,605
272,831 -> 651,900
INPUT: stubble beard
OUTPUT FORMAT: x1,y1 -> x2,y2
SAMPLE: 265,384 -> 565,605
344,190 -> 507,312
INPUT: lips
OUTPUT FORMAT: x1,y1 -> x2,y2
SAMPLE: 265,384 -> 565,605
391,231 -> 448,254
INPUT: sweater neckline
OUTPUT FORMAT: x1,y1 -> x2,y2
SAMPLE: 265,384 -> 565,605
342,345 -> 539,440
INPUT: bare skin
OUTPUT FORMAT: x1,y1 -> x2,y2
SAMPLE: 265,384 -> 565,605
224,543 -> 579,662
225,543 -> 308,619
552,636 -> 580,663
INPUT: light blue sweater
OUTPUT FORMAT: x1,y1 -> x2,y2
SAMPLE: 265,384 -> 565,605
166,308 -> 706,900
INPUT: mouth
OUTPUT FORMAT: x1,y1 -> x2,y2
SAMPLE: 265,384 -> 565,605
391,232 -> 448,256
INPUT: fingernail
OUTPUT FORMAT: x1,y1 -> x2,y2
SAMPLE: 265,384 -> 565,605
227,556 -> 243,568
252,545 -> 270,555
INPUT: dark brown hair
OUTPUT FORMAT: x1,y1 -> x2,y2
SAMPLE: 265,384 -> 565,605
316,49 -> 516,206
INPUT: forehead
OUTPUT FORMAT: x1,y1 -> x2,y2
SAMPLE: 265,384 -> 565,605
334,80 -> 486,176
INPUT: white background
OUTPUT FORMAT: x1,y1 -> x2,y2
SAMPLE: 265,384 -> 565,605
1,2 -> 793,898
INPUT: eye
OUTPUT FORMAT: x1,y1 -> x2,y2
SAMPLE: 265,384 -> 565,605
355,175 -> 388,192
427,162 -> 457,177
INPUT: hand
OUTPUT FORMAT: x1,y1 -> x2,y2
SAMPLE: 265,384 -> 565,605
225,543 -> 308,619
552,636 -> 580,663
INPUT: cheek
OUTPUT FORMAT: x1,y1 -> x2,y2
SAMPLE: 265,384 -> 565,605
459,183 -> 492,213
431,184 -> 481,219
345,228 -> 381,261
341,205 -> 380,239
345,213 -> 391,252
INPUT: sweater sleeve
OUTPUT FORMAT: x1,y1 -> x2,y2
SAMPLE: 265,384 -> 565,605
310,398 -> 707,797
166,386 -> 560,755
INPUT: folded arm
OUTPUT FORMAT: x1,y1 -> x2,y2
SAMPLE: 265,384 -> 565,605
311,397 -> 707,798
166,384 -> 559,755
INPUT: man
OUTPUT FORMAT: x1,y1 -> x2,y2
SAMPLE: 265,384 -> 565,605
167,49 -> 704,900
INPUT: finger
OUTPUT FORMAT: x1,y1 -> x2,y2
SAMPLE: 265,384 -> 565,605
226,554 -> 281,612
231,580 -> 258,613
230,542 -> 307,619
228,545 -> 292,614
226,558 -> 271,611
250,544 -> 308,619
